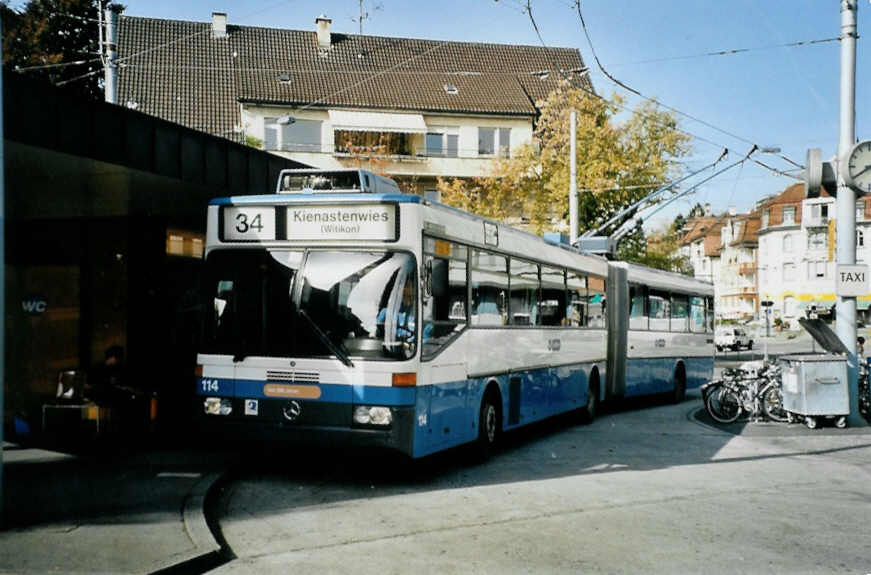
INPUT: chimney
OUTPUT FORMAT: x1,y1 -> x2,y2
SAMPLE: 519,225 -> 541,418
316,14 -> 332,52
704,203 -> 711,217
212,12 -> 227,38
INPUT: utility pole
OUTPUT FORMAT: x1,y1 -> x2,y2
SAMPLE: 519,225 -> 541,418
569,109 -> 578,245
837,0 -> 862,426
103,3 -> 119,104
0,9 -> 6,526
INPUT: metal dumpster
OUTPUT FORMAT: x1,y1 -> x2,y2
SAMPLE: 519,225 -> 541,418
779,318 -> 849,429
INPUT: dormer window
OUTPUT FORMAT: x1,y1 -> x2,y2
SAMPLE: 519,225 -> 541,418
443,83 -> 458,95
277,73 -> 292,84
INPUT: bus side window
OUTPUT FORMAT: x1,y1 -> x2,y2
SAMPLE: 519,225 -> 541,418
566,271 -> 586,327
539,266 -> 566,326
587,276 -> 606,328
430,258 -> 449,299
471,250 -> 508,326
629,284 -> 647,330
690,296 -> 706,333
422,241 -> 468,359
648,290 -> 670,331
509,259 -> 539,326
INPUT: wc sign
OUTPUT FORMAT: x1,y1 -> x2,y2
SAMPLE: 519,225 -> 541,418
836,265 -> 870,297
22,295 -> 47,315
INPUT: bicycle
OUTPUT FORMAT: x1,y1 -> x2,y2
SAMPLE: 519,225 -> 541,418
703,363 -> 787,424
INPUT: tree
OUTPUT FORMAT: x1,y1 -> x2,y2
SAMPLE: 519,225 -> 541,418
2,0 -> 114,100
438,88 -> 691,236
618,225 -> 693,276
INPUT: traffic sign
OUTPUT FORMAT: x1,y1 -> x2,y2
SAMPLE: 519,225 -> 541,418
836,264 -> 870,297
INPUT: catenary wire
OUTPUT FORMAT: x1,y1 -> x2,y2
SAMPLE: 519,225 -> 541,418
569,1 -> 807,176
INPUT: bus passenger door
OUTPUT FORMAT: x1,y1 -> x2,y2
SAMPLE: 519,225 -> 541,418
420,362 -> 468,450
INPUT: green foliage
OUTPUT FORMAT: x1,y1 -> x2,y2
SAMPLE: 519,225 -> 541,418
244,134 -> 263,149
2,0 -> 108,100
438,88 -> 691,235
617,226 -> 694,276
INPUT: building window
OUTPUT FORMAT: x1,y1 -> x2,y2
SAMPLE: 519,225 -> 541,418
808,261 -> 827,279
858,229 -> 865,248
858,200 -> 865,221
762,209 -> 769,228
478,127 -> 511,157
783,234 -> 793,253
264,117 -> 322,152
808,230 -> 827,251
783,206 -> 796,225
783,263 -> 796,281
425,130 -> 459,158
333,130 -> 413,156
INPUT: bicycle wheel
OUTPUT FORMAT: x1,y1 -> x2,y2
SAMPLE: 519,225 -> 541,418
705,387 -> 742,423
761,386 -> 788,422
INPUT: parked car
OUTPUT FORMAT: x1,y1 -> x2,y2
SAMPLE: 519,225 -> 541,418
715,327 -> 753,351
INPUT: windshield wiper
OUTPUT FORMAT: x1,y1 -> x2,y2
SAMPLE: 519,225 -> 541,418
297,308 -> 355,368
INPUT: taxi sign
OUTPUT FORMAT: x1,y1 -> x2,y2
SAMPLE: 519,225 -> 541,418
836,264 -> 870,297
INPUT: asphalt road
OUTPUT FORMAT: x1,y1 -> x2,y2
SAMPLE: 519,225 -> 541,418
207,389 -> 871,575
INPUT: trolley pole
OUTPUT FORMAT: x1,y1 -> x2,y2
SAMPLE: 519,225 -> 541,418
836,0 -> 863,426
569,110 -> 578,246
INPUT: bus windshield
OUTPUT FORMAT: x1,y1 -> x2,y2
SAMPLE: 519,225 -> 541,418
202,249 -> 417,361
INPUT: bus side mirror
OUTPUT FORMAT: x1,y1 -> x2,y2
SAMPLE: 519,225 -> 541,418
431,259 -> 449,299
423,260 -> 432,299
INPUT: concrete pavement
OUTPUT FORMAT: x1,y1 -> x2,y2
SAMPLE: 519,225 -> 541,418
0,442 -> 234,574
210,391 -> 871,575
2,381 -> 870,574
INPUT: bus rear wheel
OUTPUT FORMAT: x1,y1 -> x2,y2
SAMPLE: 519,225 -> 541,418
579,374 -> 599,424
474,390 -> 501,459
672,364 -> 687,404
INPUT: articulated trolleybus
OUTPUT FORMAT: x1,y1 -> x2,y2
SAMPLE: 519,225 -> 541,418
197,169 -> 714,458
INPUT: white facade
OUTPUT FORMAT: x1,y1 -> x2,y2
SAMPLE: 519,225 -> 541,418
757,196 -> 871,324
717,218 -> 758,320
240,105 -> 534,185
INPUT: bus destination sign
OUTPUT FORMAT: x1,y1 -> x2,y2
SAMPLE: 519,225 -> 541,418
287,205 -> 397,241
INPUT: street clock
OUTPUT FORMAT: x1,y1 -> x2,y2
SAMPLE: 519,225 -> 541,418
843,139 -> 871,195
805,148 -> 837,198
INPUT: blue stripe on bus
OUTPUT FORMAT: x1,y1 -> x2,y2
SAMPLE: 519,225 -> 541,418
197,357 -> 713,459
413,363 -> 598,458
197,378 -> 416,405
624,356 -> 714,397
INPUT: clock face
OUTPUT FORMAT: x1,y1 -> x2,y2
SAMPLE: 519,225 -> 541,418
847,140 -> 871,194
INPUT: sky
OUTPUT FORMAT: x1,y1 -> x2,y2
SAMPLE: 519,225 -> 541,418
111,0 -> 871,225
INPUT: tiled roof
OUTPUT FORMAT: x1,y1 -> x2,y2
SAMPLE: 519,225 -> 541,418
730,214 -> 761,247
117,16 -> 589,139
759,183 -> 807,226
680,216 -> 720,245
703,223 -> 724,256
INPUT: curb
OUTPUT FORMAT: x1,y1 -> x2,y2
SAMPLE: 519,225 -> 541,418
182,471 -> 224,555
148,470 -> 229,575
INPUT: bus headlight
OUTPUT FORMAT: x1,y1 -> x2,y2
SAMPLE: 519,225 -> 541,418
353,405 -> 393,426
204,397 -> 233,416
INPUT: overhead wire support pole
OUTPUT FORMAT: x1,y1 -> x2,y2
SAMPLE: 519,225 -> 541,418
836,0 -> 862,426
0,9 -> 5,526
570,109 -> 578,245
104,4 -> 118,104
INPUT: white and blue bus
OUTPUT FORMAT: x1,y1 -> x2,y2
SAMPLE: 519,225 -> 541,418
196,169 -> 714,458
